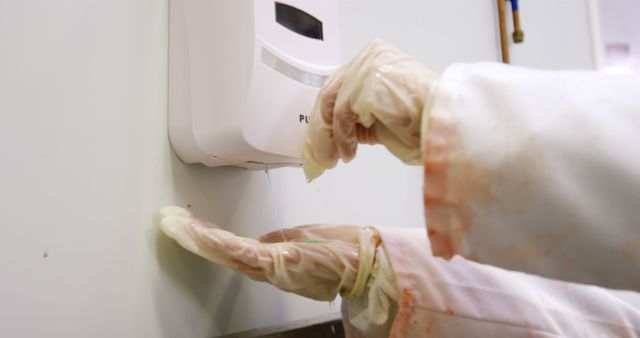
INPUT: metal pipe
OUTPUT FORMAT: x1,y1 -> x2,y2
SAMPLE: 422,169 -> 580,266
497,0 -> 510,63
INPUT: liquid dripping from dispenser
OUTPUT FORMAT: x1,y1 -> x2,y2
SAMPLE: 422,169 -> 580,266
264,165 -> 288,242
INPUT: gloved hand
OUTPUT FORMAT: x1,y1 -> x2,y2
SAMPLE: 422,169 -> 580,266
158,206 -> 379,301
303,39 -> 439,180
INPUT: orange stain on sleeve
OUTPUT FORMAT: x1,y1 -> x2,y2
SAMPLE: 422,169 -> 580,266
400,288 -> 414,308
423,108 -> 530,260
390,309 -> 413,338
389,288 -> 416,338
425,319 -> 435,333
423,112 -> 465,259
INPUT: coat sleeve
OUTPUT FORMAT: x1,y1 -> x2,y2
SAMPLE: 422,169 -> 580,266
421,62 -> 640,291
373,227 -> 640,338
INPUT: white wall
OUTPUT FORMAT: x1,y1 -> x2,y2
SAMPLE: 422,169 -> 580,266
0,0 -> 599,337
507,0 -> 601,69
339,0 -> 600,72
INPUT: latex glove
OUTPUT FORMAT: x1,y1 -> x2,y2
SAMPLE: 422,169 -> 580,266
342,243 -> 398,338
303,39 -> 439,180
158,206 -> 379,301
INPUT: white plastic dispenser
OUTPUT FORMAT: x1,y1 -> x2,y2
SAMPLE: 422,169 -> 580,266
169,0 -> 341,168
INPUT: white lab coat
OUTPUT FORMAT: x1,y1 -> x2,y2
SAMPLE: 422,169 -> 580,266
345,63 -> 640,337
369,227 -> 640,337
423,63 -> 640,289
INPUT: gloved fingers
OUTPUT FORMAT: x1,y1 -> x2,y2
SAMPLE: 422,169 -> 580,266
303,39 -> 437,180
348,55 -> 426,151
355,124 -> 378,144
258,224 -> 362,244
159,207 -> 266,280
256,228 -> 289,243
160,214 -> 235,268
187,224 -> 274,278
302,64 -> 348,181
266,241 -> 360,300
332,95 -> 360,162
302,41 -> 389,179
159,205 -> 208,251
331,42 -> 389,162
370,60 -> 438,150
373,122 -> 422,164
161,208 -> 220,239
318,66 -> 348,126
158,205 -> 194,218
158,207 -> 370,301
327,39 -> 434,166
188,224 -> 360,300
161,215 -> 201,254
190,223 -> 361,301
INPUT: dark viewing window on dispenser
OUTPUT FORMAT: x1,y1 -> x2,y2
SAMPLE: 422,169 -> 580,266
275,2 -> 324,40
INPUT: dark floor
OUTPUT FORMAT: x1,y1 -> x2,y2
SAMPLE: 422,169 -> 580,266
216,316 -> 345,338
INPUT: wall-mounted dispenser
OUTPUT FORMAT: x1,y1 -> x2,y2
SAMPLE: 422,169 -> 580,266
169,0 -> 341,168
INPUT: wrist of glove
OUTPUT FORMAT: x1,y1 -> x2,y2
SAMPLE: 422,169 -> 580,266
303,39 -> 440,181
343,243 -> 398,338
159,206 -> 380,302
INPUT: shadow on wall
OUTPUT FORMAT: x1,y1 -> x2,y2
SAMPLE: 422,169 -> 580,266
154,221 -> 245,334
149,147 -> 288,336
167,152 -> 255,227
151,150 -> 250,335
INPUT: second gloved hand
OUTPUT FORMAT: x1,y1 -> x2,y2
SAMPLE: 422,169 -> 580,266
158,206 -> 379,301
303,39 -> 439,180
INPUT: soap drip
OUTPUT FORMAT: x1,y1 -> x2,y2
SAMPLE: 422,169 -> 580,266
264,165 -> 288,242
